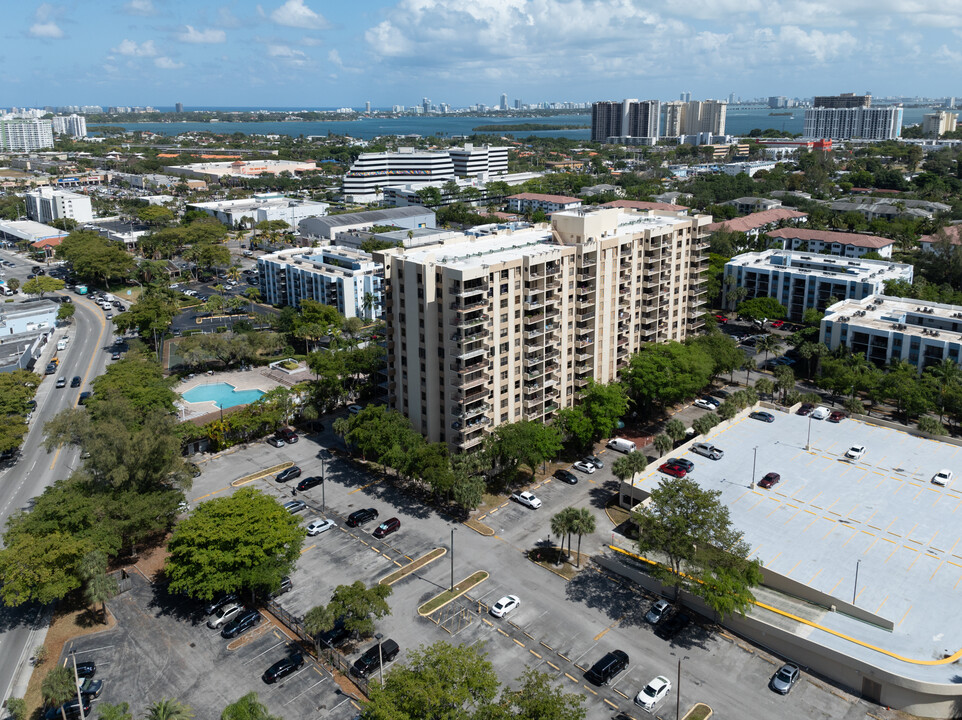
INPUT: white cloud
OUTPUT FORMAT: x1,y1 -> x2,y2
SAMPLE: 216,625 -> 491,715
29,22 -> 64,39
301,36 -> 322,46
217,6 -> 242,29
268,45 -> 306,59
328,49 -> 343,67
113,39 -> 158,57
178,25 -> 227,43
270,0 -> 329,30
154,56 -> 184,69
123,0 -> 156,15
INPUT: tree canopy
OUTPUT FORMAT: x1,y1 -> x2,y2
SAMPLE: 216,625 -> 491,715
56,230 -> 136,285
622,341 -> 713,416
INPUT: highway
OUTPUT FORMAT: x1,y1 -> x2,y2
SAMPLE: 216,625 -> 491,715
0,251 -> 111,706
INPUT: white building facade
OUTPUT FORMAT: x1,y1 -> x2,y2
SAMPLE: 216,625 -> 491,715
51,115 -> 87,138
448,144 -> 508,177
187,194 -> 329,228
803,106 -> 903,140
0,119 -> 54,151
25,187 -> 93,224
342,148 -> 455,202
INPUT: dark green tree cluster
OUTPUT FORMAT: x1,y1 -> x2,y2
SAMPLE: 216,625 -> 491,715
622,341 -> 714,417
56,230 -> 136,285
555,381 -> 628,449
304,580 -> 392,654
0,370 -> 40,454
178,330 -> 285,371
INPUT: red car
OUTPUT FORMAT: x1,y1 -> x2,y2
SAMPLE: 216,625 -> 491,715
758,472 -> 780,489
373,517 -> 400,538
828,411 -> 846,423
714,314 -> 728,324
771,320 -> 785,329
796,403 -> 814,416
658,463 -> 687,478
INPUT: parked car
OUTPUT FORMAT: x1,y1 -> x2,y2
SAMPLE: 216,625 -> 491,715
691,443 -> 723,460
346,507 -> 379,527
844,445 -> 866,461
572,460 -> 595,474
810,406 -> 830,420
827,410 -> 846,423
269,576 -> 293,598
348,404 -> 363,415
373,517 -> 401,538
44,697 -> 92,720
758,472 -> 780,489
584,455 -> 604,469
275,466 -> 302,483
79,677 -> 104,698
749,411 -> 775,423
203,593 -> 238,616
78,391 -> 92,405
307,518 -> 336,536
655,610 -> 691,640
45,362 -> 57,375
693,397 -> 715,410
667,458 -> 694,472
277,427 -> 298,444
770,663 -> 800,694
351,638 -> 400,678
266,436 -> 286,448
713,314 -> 728,324
658,463 -> 686,478
489,594 -> 520,618
584,650 -> 629,686
283,500 -> 307,514
553,469 -> 578,485
297,476 -> 323,491
607,437 -> 636,453
221,609 -> 262,638
770,320 -> 785,329
207,603 -> 244,629
796,403 -> 814,416
263,652 -> 304,684
635,675 -> 672,712
70,376 -> 81,388
645,599 -> 671,625
316,617 -> 350,648
510,491 -> 542,509
932,469 -> 953,487
74,661 -> 96,679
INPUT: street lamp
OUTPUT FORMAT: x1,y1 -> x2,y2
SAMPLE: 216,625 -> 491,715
805,413 -> 813,451
750,446 -> 757,488
71,650 -> 86,720
320,457 -> 326,512
450,527 -> 456,592
375,632 -> 385,689
670,652 -> 689,720
853,559 -> 861,604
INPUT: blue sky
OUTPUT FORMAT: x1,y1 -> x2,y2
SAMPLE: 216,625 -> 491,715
4,0 -> 962,108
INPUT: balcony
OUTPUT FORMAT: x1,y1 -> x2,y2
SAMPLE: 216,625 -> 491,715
544,348 -> 560,361
574,376 -> 591,388
456,342 -> 487,361
544,403 -> 559,414
455,383 -> 488,403
575,338 -> 593,349
451,297 -> 487,313
545,263 -> 561,275
459,313 -> 489,328
523,397 -> 544,412
575,350 -> 591,362
524,354 -> 545,368
580,255 -> 597,267
524,297 -> 544,311
576,273 -> 595,283
451,281 -> 489,298
544,306 -> 560,320
458,402 -> 492,421
460,370 -> 490,390
449,357 -> 486,374
545,277 -> 562,290
457,433 -> 485,450
524,328 -> 545,340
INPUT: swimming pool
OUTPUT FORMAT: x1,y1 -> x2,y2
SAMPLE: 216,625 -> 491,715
181,382 -> 265,409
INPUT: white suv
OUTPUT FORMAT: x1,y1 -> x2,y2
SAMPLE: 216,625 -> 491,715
207,602 -> 243,629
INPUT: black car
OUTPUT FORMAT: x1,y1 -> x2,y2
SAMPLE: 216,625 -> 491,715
749,411 -> 775,423
74,661 -> 96,678
553,469 -> 579,485
262,652 -> 304,683
80,677 -> 104,698
346,508 -> 378,527
666,457 -> 694,473
203,593 -> 238,616
275,466 -> 302,483
44,697 -> 91,720
70,376 -> 81,388
584,650 -> 629,686
316,617 -> 350,649
351,638 -> 400,678
655,610 -> 692,640
297,476 -> 323,491
45,362 -> 57,375
221,609 -> 262,639
78,391 -> 92,405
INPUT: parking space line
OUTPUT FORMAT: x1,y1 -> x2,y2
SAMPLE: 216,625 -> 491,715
929,561 -> 944,581
300,544 -> 316,554
786,560 -> 801,577
583,685 -> 597,695
829,577 -> 843,595
348,478 -> 381,494
70,645 -> 114,654
529,649 -> 541,659
876,596 -> 889,614
564,672 -> 578,683
512,638 -> 525,648
282,676 -> 329,706
242,639 -> 289,665
546,660 -> 560,670
497,628 -> 509,637
540,640 -> 553,650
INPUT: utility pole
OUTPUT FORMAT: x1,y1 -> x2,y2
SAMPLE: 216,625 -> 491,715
71,651 -> 86,720
450,527 -> 456,592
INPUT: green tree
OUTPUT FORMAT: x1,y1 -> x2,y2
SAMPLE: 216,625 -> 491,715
570,508 -> 596,568
6,697 -> 27,720
6,276 -> 19,294
96,702 -> 133,720
550,508 -> 577,561
144,698 -> 194,720
664,418 -> 686,446
653,433 -> 673,456
22,276 -> 66,297
326,580 -> 393,639
137,205 -> 176,227
0,531 -> 91,606
576,380 -> 628,441
80,549 -> 117,623
692,412 -> 720,436
611,452 -> 648,484
756,335 -> 783,364
634,476 -> 762,618
220,693 -> 282,720
304,602 -> 339,655
113,291 -> 180,342
41,666 -> 76,720
165,488 -> 305,600
56,303 -> 76,322
482,669 -> 586,720
737,297 -> 787,322
488,420 -> 562,478
692,332 -> 745,383
623,341 -> 713,417
361,641 -> 500,720
56,230 -> 136,285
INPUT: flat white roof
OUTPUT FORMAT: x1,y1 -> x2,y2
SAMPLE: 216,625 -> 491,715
402,228 -> 559,269
727,250 -> 911,282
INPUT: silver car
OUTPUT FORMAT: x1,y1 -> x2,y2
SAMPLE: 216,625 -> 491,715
691,442 -> 723,460
770,663 -> 800,694
207,602 -> 243,629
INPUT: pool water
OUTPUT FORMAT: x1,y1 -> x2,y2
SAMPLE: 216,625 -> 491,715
181,382 -> 265,409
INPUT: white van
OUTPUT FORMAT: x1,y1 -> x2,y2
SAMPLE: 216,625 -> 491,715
0,286 -> 13,296
56,339 -> 68,351
606,438 -> 636,453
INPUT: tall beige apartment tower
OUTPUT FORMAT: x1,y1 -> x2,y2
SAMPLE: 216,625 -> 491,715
375,207 -> 710,452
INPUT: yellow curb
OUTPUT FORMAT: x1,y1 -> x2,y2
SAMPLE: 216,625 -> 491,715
378,547 -> 446,585
463,518 -> 496,536
417,571 -> 489,616
231,461 -> 294,486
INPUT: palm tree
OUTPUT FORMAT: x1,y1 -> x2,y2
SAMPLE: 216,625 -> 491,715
226,265 -> 242,283
570,508 -> 596,568
41,667 -> 76,720
664,419 -> 686,447
243,286 -> 261,314
653,433 -> 673,457
144,698 -> 194,720
611,451 -> 648,484
81,550 -> 117,624
726,286 -> 748,314
743,356 -> 757,385
927,358 -> 961,422
757,335 -> 783,365
755,378 -> 775,401
362,291 -> 377,320
550,509 -> 576,562
304,603 -> 338,658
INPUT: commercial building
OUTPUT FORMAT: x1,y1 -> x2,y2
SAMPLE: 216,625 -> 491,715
824,197 -> 949,221
922,111 -> 958,137
374,206 -> 710,451
257,246 -> 383,319
0,220 -> 69,247
720,160 -> 779,177
0,118 -> 54,151
506,193 -> 582,215
766,227 -> 896,259
25,187 -> 93,224
187,194 -> 329,229
164,159 -> 318,182
704,207 -> 808,239
590,99 -> 661,143
447,144 -> 508,177
821,295 -> 962,372
299,207 -> 435,242
803,106 -> 903,140
0,299 -> 59,335
342,148 -> 454,202
662,100 -> 727,136
84,219 -> 151,250
918,225 -> 962,252
723,250 -> 912,320
813,92 -> 871,108
51,115 -> 87,138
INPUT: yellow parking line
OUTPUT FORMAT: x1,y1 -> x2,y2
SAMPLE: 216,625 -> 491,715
529,649 -> 541,659
546,660 -> 559,670
497,628 -> 509,637
348,478 -> 381,495
604,699 -> 618,709
512,638 -> 525,648
808,569 -> 822,584
929,562 -> 944,581
786,560 -> 801,577
829,578 -> 843,595
300,544 -> 316,554
564,673 -> 578,683
876,596 -> 889,614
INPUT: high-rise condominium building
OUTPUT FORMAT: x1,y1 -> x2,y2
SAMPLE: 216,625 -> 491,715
591,99 -> 660,142
662,100 -> 727,136
803,106 -> 902,141
500,93 -> 508,111
374,206 -> 710,451
175,102 -> 184,113
922,111 -> 958,137
51,114 -> 87,138
0,118 -> 54,151
25,187 -> 93,224
813,93 -> 871,109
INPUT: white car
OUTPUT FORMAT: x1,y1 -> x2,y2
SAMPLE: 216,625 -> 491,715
306,518 -> 336,536
810,406 -> 830,420
572,460 -> 596,474
206,602 -> 243,629
844,445 -> 866,461
693,398 -> 715,410
932,469 -> 953,487
489,594 -> 520,618
510,491 -> 542,509
635,675 -> 671,712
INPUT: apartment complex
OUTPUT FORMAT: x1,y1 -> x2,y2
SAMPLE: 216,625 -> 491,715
51,114 -> 87,138
922,111 -> 958,137
187,194 -> 329,229
590,99 -> 661,142
447,144 -> 508,176
803,105 -> 902,140
25,187 -> 93,224
257,246 -> 383,319
374,207 -> 710,451
662,100 -> 727,136
765,227 -> 896,259
0,119 -> 54,151
723,250 -> 912,321
813,93 -> 871,108
820,295 -> 962,373
507,193 -> 582,214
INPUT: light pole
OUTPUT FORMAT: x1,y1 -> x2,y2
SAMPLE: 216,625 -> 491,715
671,652 -> 689,720
375,632 -> 385,689
321,457 -> 326,512
71,650 -> 86,720
750,446 -> 757,488
450,527 -> 456,592
853,559 -> 861,604
805,413 -> 813,451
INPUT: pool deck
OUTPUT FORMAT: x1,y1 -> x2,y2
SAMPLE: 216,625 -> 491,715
176,369 -> 284,420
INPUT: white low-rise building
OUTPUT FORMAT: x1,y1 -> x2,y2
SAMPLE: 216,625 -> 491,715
448,144 -> 508,176
821,295 -> 962,373
257,246 -> 383,319
506,193 -> 582,214
766,228 -> 896,259
188,194 -> 329,229
723,250 -> 913,321
25,187 -> 93,224
720,160 -> 779,177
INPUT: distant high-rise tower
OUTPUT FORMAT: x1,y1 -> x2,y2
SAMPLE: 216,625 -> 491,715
813,92 -> 871,109
422,97 -> 430,114
680,91 -> 691,103
365,101 -> 372,113
591,99 -> 660,142
662,100 -> 727,136
728,92 -> 735,105
514,98 -> 522,110
175,102 -> 184,113
500,93 -> 508,111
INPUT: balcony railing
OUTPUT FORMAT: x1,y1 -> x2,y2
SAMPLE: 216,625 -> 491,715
456,343 -> 487,361
458,402 -> 491,421
450,281 -> 489,297
451,297 -> 487,312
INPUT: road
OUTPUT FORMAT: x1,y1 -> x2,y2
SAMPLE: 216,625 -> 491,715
0,250 -> 112,706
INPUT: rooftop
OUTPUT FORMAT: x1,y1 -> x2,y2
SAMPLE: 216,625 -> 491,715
400,227 -> 560,270
507,192 -> 582,204
824,294 -> 962,340
601,199 -> 686,212
766,227 -> 895,249
299,206 -> 434,235
919,225 -> 962,246
727,250 -> 911,282
705,208 -> 807,233
0,220 -> 68,242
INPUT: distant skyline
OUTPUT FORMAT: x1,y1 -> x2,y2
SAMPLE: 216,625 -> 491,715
3,1 -> 961,108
